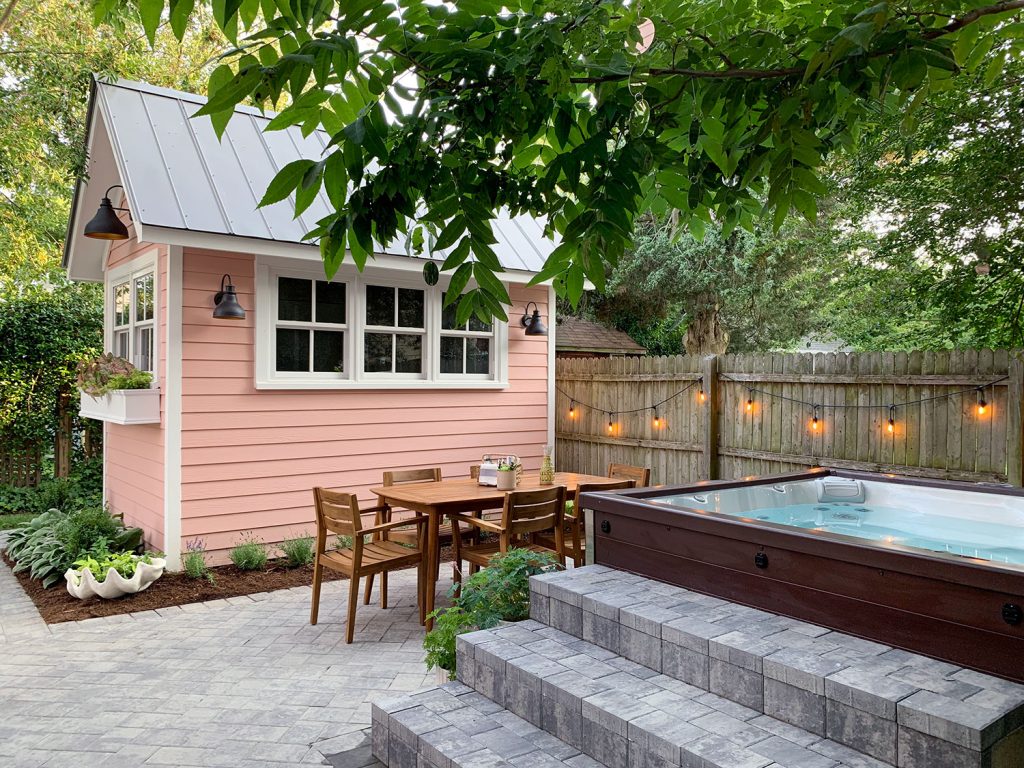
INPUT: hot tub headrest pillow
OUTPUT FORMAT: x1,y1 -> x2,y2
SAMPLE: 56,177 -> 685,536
816,478 -> 866,504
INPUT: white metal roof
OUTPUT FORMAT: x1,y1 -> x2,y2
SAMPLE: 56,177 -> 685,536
64,77 -> 557,281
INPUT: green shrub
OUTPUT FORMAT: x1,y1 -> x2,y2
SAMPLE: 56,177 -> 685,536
423,548 -> 558,676
0,457 -> 103,518
229,533 -> 268,571
182,538 -> 213,583
56,506 -> 121,559
280,534 -> 314,567
5,504 -> 142,588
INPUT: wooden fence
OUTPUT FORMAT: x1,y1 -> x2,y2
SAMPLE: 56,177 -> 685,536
555,350 -> 1024,486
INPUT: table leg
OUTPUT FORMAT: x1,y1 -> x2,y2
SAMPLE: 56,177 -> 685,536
424,508 -> 439,631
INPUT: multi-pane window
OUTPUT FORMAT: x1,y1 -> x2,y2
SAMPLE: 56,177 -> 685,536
363,285 -> 425,375
256,261 -> 511,388
440,293 -> 493,376
274,277 -> 347,375
110,272 -> 155,373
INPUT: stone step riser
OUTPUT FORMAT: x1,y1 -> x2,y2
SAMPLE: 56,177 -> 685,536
455,621 -> 900,768
528,567 -> 1024,768
372,682 -> 604,768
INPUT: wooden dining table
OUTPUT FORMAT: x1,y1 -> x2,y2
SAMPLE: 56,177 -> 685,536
369,471 -> 614,628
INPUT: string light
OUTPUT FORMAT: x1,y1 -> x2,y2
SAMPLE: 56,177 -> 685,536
560,375 -> 1003,441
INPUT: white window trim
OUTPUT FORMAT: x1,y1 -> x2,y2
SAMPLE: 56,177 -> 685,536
104,250 -> 159,387
255,255 -> 509,390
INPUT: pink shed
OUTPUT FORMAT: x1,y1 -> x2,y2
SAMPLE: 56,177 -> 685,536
64,78 -> 559,568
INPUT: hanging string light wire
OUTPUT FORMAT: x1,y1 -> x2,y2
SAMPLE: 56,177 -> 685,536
556,378 -> 703,419
719,376 -> 1008,414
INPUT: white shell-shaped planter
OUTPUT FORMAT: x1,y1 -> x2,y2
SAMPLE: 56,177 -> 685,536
65,558 -> 166,600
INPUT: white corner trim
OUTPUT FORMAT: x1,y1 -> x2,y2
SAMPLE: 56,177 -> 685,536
163,245 -> 183,570
547,285 -> 556,462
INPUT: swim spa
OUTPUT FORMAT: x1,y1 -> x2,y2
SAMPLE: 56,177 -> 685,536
579,469 -> 1024,682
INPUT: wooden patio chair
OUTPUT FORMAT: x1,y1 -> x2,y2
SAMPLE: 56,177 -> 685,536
365,467 -> 444,605
534,479 -> 635,567
450,485 -> 568,583
311,487 -> 426,644
608,462 -> 651,486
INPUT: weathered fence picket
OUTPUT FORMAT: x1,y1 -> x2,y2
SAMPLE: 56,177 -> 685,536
555,349 -> 1024,486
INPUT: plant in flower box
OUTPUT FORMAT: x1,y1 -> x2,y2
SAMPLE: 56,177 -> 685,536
76,353 -> 152,396
496,455 -> 521,490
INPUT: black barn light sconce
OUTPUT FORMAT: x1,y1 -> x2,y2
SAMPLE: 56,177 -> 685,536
83,185 -> 131,240
520,301 -> 548,336
213,274 -> 246,320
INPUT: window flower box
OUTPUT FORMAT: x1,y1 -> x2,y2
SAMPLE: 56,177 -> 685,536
79,388 -> 161,425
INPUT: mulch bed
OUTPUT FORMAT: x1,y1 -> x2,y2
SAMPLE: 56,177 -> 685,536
2,551 -> 345,624
3,545 -> 455,625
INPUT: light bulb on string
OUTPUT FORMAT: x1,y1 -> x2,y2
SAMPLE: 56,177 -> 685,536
977,388 -> 988,416
568,400 -> 576,419
887,405 -> 896,434
607,413 -> 615,434
746,391 -> 754,413
652,410 -> 663,429
810,405 -> 820,432
698,383 -> 706,404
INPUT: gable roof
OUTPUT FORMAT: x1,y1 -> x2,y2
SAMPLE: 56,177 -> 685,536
556,317 -> 647,355
64,77 -> 557,282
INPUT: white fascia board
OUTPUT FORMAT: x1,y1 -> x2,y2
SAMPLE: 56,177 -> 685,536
138,224 -> 552,286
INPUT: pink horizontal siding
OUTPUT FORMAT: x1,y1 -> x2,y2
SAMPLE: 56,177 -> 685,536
103,227 -> 166,552
179,248 -> 551,561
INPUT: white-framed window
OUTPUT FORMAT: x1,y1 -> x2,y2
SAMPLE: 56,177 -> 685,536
274,276 -> 348,377
440,293 -> 494,378
105,253 -> 158,380
363,284 -> 426,378
255,256 -> 510,389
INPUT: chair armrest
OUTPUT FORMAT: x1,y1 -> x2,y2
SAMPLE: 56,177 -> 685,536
360,516 -> 428,537
449,513 -> 504,533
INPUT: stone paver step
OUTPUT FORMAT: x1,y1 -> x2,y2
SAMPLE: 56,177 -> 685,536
372,681 -> 603,768
453,620 -> 895,768
528,566 -> 1024,767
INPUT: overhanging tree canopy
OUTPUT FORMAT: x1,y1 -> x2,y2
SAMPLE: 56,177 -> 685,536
110,0 -> 1024,323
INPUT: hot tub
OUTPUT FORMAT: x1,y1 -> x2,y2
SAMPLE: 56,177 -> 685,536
580,468 -> 1024,682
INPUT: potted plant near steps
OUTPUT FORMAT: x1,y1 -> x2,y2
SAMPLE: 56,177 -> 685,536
76,353 -> 160,425
496,456 -> 521,491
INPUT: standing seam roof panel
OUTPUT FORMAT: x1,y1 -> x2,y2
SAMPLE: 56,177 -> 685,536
93,79 -> 559,273
142,94 -> 225,233
102,88 -> 186,230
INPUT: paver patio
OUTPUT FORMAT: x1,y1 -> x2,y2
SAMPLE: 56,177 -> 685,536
0,538 -> 427,767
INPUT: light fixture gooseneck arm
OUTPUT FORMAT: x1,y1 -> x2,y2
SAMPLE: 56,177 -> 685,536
103,185 -> 132,219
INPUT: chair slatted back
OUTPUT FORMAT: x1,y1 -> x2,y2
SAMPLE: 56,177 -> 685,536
383,467 -> 442,487
502,486 -> 566,539
313,487 -> 362,540
608,463 -> 651,487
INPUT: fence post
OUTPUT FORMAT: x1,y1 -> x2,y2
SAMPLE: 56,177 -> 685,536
54,387 -> 72,479
1008,353 -> 1024,486
701,354 -> 719,480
